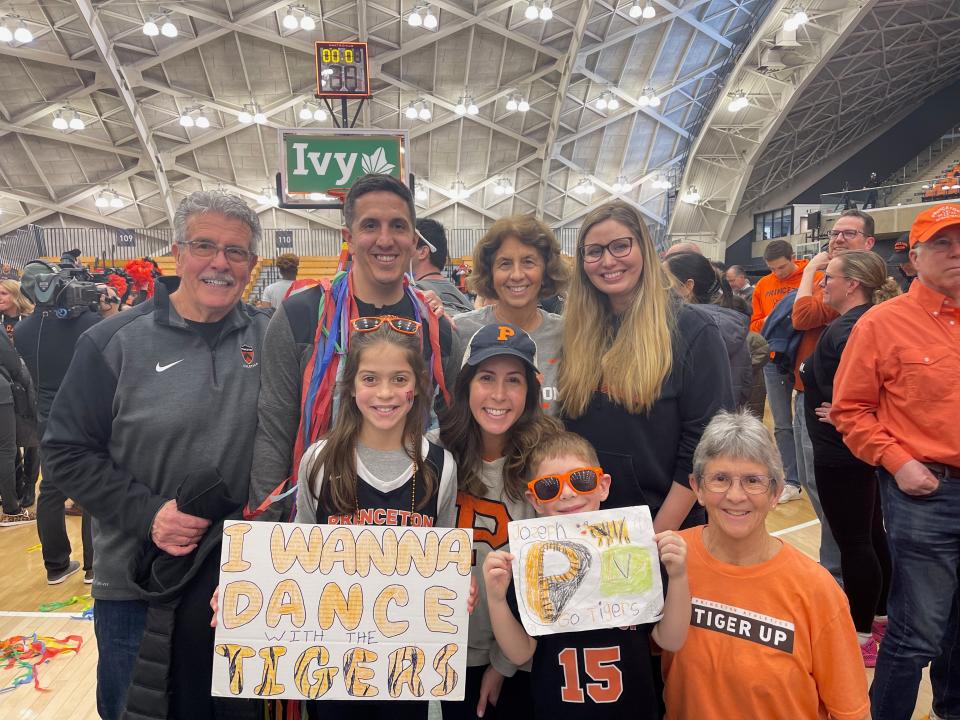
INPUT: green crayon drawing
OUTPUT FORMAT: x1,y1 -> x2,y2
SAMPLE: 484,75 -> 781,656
599,546 -> 652,596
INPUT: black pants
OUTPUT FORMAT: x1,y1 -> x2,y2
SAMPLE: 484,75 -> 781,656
0,402 -> 20,515
17,446 -> 39,506
441,665 -> 532,720
37,421 -> 93,573
814,461 -> 891,632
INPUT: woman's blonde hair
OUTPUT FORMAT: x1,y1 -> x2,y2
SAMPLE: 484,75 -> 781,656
835,251 -> 901,305
558,201 -> 675,417
0,279 -> 34,316
469,215 -> 569,300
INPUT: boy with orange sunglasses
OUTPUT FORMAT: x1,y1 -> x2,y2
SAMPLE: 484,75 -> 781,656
483,431 -> 690,720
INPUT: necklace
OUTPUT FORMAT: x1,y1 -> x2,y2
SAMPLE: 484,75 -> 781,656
355,458 -> 417,521
417,271 -> 443,280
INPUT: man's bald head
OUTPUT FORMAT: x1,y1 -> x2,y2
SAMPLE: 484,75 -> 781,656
664,241 -> 703,258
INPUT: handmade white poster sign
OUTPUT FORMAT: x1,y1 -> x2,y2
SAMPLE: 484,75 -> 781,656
508,506 -> 663,636
211,521 -> 473,701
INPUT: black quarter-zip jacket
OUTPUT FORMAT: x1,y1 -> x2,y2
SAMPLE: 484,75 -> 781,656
42,277 -> 270,600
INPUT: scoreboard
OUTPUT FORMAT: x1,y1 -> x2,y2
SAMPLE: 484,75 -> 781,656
315,41 -> 372,98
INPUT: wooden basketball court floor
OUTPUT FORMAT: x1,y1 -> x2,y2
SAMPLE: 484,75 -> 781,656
0,501 -> 934,718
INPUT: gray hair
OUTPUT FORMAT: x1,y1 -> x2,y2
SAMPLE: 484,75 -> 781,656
693,410 -> 785,495
173,191 -> 261,255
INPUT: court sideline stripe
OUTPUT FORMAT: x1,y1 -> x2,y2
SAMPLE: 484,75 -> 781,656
0,610 -> 88,618
771,518 -> 820,537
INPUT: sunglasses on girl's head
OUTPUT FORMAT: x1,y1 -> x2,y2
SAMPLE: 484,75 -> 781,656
526,466 -> 603,503
351,315 -> 421,335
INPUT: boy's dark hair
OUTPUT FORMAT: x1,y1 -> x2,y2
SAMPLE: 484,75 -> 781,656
343,174 -> 415,230
417,218 -> 449,269
526,431 -> 599,481
763,239 -> 794,262
276,253 -> 300,280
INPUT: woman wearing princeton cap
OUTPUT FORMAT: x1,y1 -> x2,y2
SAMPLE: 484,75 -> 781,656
662,410 -> 869,720
440,323 -> 560,720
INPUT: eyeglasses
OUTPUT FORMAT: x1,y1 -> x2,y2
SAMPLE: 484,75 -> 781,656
827,229 -> 864,240
178,240 -> 253,264
580,236 -> 634,263
927,236 -> 960,253
351,315 -> 421,335
700,472 -> 772,495
822,273 -> 849,283
527,466 -> 603,503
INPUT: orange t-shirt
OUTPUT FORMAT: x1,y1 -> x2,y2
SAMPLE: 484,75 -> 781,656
662,526 -> 869,720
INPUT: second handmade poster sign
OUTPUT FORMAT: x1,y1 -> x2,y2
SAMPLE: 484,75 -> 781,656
508,506 -> 664,636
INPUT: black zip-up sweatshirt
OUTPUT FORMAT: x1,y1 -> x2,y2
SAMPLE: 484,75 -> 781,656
564,303 -> 734,524
42,278 -> 270,600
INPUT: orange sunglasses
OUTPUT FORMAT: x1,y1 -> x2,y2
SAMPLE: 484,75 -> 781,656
527,466 -> 603,503
351,315 -> 421,335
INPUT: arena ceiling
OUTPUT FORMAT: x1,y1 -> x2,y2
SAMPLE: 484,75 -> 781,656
669,0 -> 960,251
0,0 -> 771,237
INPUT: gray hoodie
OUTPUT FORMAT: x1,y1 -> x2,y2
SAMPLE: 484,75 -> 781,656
694,304 -> 752,405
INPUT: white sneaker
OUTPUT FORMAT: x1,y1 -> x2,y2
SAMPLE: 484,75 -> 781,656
778,485 -> 802,504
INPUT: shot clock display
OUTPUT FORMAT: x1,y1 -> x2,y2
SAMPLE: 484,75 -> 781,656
315,41 -> 372,98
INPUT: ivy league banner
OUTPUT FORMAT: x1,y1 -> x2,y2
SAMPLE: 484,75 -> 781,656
280,130 -> 407,199
212,521 -> 473,701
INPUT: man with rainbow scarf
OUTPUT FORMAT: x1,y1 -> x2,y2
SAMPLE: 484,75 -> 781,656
246,174 -> 458,522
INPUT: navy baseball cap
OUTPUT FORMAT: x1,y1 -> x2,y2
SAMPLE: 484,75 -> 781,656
462,323 -> 540,373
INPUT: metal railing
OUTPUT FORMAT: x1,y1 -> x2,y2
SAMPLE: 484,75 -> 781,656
819,177 -> 959,215
1,225 -> 588,267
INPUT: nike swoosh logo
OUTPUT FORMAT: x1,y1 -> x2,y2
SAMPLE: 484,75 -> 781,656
155,359 -> 185,372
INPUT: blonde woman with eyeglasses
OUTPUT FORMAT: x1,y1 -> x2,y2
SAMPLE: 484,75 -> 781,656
558,201 -> 733,531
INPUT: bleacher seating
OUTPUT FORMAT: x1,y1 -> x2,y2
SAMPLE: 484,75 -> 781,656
922,162 -> 960,201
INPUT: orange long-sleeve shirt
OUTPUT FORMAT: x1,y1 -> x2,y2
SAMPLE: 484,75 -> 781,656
832,280 -> 960,474
749,259 -> 809,333
792,285 -> 839,391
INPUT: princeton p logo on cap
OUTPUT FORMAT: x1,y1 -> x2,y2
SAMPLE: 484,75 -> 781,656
462,322 -> 540,373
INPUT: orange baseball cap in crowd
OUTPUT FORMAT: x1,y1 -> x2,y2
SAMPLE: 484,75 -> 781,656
909,203 -> 960,247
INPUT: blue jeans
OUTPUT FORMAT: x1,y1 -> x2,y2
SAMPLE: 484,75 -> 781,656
871,470 -> 960,720
763,364 -> 799,488
94,599 -> 148,720
794,392 -> 842,582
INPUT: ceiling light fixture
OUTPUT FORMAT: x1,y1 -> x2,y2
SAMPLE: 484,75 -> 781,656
652,176 -> 671,190
639,86 -> 660,107
575,177 -> 596,195
408,7 -> 423,27
300,12 -> 316,31
195,113 -> 210,128
51,110 -> 68,130
405,102 -> 418,119
642,2 -> 656,19
179,113 -> 194,128
517,97 -> 530,112
524,2 -> 539,21
505,96 -> 518,112
313,106 -> 327,121
414,183 -> 428,202
238,106 -> 254,123
423,7 -> 438,29
539,2 -> 553,20
783,5 -> 808,31
467,98 -> 479,115
451,180 -> 470,200
628,0 -> 643,19
726,90 -> 749,113
595,92 -> 608,111
299,105 -> 312,120
455,96 -> 467,115
283,8 -> 299,29
682,185 -> 701,204
493,177 -> 515,195
13,18 -> 32,43
142,16 -> 159,36
68,111 -> 85,131
0,20 -> 12,43
612,175 -> 629,193
160,17 -> 177,37
418,103 -> 431,121
253,107 -> 267,124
